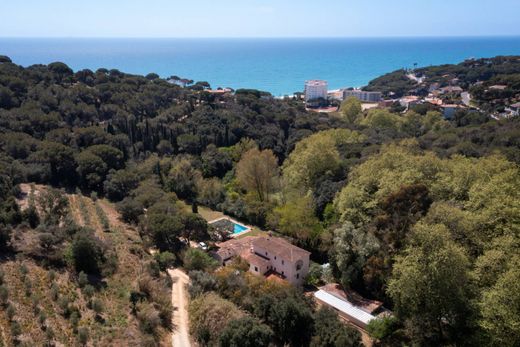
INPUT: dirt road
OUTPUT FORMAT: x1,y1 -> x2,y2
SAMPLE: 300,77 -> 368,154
167,269 -> 192,347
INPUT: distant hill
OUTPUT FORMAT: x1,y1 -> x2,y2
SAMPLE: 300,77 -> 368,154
364,56 -> 520,111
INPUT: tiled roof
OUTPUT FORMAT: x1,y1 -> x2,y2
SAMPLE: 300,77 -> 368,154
242,252 -> 271,268
252,236 -> 310,262
215,235 -> 310,263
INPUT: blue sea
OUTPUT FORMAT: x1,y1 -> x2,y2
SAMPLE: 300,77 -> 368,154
2,37 -> 520,96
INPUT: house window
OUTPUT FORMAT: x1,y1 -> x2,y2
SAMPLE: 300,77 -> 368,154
296,260 -> 303,271
282,271 -> 284,275
254,266 -> 258,272
265,252 -> 268,256
282,260 -> 284,265
296,274 -> 299,279
274,256 -> 276,260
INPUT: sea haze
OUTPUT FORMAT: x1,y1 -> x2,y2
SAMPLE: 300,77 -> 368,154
2,37 -> 520,96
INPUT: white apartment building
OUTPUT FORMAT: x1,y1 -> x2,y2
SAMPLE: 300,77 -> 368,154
343,89 -> 382,102
304,80 -> 328,102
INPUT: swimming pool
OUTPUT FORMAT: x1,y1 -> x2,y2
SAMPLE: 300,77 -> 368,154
209,217 -> 250,236
233,222 -> 248,234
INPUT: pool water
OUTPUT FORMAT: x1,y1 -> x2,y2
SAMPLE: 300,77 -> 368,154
233,223 -> 248,234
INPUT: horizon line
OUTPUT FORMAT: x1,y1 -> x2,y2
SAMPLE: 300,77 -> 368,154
1,34 -> 520,40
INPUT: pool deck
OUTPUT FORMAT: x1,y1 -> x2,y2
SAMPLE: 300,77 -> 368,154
208,216 -> 252,238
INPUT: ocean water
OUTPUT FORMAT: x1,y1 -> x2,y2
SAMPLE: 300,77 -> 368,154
2,37 -> 520,96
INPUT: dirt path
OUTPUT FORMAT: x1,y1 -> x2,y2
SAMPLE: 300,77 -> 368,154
167,269 -> 191,347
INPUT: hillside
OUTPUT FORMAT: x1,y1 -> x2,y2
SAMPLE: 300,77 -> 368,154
0,55 -> 519,346
364,56 -> 520,111
0,184 -> 171,347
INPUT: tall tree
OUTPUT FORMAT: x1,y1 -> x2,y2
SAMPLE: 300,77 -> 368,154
387,223 -> 474,345
236,148 -> 279,202
340,96 -> 362,123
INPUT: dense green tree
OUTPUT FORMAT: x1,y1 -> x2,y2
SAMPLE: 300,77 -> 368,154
38,188 -> 69,226
189,292 -> 244,346
104,169 -> 140,201
387,223 -> 474,345
183,248 -> 217,272
116,197 -> 143,224
144,213 -> 184,252
181,213 -> 208,243
311,307 -> 362,347
479,261 -> 520,347
340,96 -> 362,123
282,129 -> 365,193
71,230 -> 105,275
219,316 -> 273,347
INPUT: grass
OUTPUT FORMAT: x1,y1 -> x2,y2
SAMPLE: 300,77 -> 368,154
196,204 -> 267,239
197,205 -> 225,222
236,227 -> 265,239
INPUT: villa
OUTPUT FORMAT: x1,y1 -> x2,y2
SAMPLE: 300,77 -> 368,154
211,235 -> 310,286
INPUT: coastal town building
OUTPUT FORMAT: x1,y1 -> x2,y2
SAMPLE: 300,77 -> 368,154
441,104 -> 467,119
399,95 -> 421,108
489,84 -> 508,90
505,102 -> 520,117
439,85 -> 463,95
212,235 -> 310,286
343,89 -> 382,102
304,80 -> 328,102
327,89 -> 344,100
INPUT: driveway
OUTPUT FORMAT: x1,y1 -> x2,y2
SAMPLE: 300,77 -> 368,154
167,269 -> 192,347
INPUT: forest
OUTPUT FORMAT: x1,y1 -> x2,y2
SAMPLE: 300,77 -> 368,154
0,54 -> 519,346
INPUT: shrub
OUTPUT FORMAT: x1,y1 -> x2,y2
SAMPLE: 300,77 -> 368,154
47,269 -> 56,283
136,302 -> 161,334
0,285 -> 7,305
154,251 -> 176,271
58,296 -> 70,316
188,270 -> 217,298
311,307 -> 362,347
366,316 -> 399,340
24,277 -> 32,297
71,231 -> 104,274
91,297 -> 104,316
38,311 -> 47,326
70,311 -> 80,330
95,202 -> 110,232
78,271 -> 88,288
46,326 -> 55,341
50,283 -> 59,301
77,195 -> 91,225
82,284 -> 95,300
117,198 -> 143,224
0,225 -> 12,251
183,248 -> 217,272
10,321 -> 21,338
189,292 -> 244,346
6,303 -> 16,320
219,316 -> 273,347
77,326 -> 89,345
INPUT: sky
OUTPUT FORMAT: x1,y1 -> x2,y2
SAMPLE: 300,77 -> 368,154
1,0 -> 520,38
